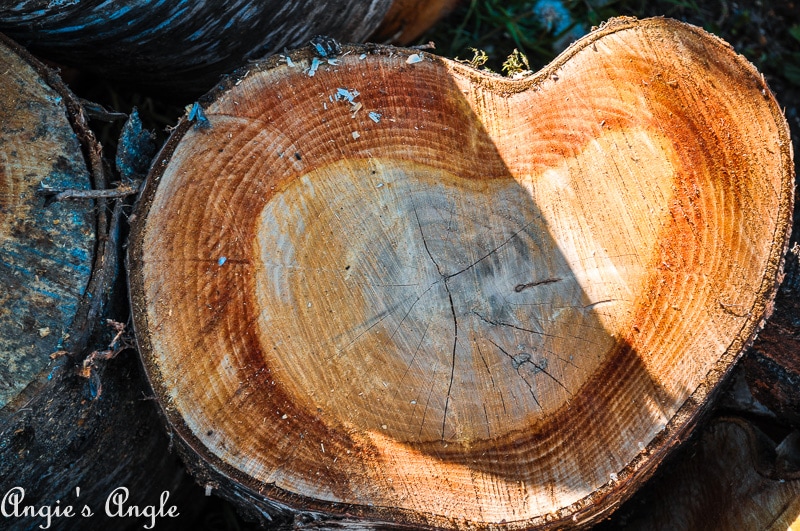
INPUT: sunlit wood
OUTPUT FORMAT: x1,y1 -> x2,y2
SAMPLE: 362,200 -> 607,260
129,17 -> 793,528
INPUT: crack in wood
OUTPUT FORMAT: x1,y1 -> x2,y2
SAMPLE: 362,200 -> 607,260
412,204 -> 458,441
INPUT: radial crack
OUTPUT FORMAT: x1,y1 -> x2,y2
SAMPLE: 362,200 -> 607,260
488,339 -> 541,409
445,219 -> 537,280
441,288 -> 458,440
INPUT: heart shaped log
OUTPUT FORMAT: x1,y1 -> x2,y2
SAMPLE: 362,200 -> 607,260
128,17 -> 794,529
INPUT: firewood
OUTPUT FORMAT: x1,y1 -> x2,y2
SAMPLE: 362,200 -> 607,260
372,0 -> 459,44
0,0 -> 447,92
127,17 -> 793,529
0,34 -> 191,530
597,417 -> 800,530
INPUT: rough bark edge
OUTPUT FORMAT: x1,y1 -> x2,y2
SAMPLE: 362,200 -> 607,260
127,16 -> 795,530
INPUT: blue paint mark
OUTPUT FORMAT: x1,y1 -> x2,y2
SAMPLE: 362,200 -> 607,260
47,363 -> 61,381
2,242 -> 92,274
107,6 -> 133,21
87,377 -> 98,400
116,108 -> 156,179
187,27 -> 205,41
140,5 -> 191,37
308,57 -> 321,77
336,88 -> 359,103
70,247 -> 90,263
218,256 -> 227,266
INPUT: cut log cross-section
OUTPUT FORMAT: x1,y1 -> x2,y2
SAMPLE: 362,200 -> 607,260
128,17 -> 794,529
0,33 -> 95,415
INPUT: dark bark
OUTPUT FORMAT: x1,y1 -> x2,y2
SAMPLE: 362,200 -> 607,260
0,0 -> 394,93
742,235 -> 800,428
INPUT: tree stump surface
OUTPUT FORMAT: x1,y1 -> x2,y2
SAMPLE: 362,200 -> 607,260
0,0 -> 442,92
0,33 -> 94,413
128,17 -> 794,529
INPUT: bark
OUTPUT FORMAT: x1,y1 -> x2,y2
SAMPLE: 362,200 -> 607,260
742,239 -> 800,428
372,0 -> 459,44
596,417 -> 800,530
127,17 -> 793,529
0,0 -> 402,93
0,34 -> 194,530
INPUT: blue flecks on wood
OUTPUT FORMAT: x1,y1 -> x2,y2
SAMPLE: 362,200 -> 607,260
188,102 -> 211,130
307,57 -> 321,77
335,88 -> 359,103
309,35 -> 341,58
0,39 -> 94,409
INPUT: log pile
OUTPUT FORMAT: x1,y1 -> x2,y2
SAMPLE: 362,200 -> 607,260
0,7 -> 797,530
0,0 -> 454,92
0,34 -> 194,531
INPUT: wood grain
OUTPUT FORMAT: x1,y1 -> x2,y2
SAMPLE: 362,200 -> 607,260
0,34 -> 94,410
129,17 -> 794,528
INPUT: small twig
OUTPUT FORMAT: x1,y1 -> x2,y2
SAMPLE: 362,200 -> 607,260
38,181 -> 141,202
78,319 -> 136,397
79,99 -> 128,122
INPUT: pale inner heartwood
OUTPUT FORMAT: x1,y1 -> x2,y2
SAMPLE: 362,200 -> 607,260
137,25 -> 788,522
255,134 -> 673,443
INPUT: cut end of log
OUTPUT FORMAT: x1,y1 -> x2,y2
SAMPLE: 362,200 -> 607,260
129,17 -> 794,528
0,35 -> 95,410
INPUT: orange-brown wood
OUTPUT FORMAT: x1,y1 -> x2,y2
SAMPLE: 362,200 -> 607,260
128,17 -> 793,529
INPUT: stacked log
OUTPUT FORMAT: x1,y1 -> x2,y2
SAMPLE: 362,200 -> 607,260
126,17 -> 793,528
0,0 -> 453,93
597,417 -> 800,530
0,34 -> 193,530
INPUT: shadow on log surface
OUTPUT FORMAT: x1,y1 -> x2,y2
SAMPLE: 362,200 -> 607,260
128,17 -> 792,529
